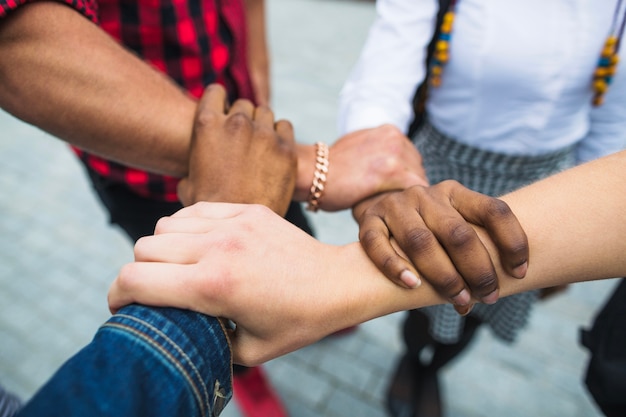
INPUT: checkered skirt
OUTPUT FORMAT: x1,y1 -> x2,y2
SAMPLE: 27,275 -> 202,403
413,121 -> 576,343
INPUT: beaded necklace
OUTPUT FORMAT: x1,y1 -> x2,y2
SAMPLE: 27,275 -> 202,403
593,0 -> 626,106
427,0 -> 626,107
428,0 -> 458,88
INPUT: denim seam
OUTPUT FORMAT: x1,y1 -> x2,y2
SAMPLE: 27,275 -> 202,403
102,320 -> 210,416
114,314 -> 213,410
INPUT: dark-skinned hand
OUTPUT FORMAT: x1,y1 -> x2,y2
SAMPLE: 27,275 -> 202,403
177,84 -> 297,216
353,180 -> 529,315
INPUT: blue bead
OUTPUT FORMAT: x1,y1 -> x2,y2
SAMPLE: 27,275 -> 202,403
439,33 -> 451,41
599,57 -> 611,66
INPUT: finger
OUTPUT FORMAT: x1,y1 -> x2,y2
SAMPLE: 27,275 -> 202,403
446,183 -> 529,278
108,262 -> 209,314
133,233 -> 208,263
454,302 -> 475,316
170,201 -> 249,219
418,197 -> 499,304
153,216 -> 225,235
253,104 -> 275,125
228,98 -> 255,118
274,119 -> 295,147
388,208 -> 472,305
358,214 -> 422,289
199,84 -> 228,114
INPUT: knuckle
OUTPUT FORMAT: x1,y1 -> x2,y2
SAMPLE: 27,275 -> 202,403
485,198 -> 514,219
116,263 -> 140,291
132,236 -> 150,259
194,110 -> 220,129
379,123 -> 402,138
196,266 -> 231,301
443,221 -> 475,249
226,112 -> 254,131
153,216 -> 171,234
403,227 -> 436,254
359,227 -> 382,250
437,179 -> 461,192
469,271 -> 498,293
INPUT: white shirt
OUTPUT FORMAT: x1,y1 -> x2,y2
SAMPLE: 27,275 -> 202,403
338,0 -> 626,163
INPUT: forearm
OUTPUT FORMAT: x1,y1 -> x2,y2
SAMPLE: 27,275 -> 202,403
294,143 -> 316,202
244,0 -> 270,105
0,2 -> 196,177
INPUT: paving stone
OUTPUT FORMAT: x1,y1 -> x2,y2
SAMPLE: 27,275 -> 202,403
0,1 -> 614,416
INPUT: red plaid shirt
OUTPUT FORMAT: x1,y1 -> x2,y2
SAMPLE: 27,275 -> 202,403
0,0 -> 254,201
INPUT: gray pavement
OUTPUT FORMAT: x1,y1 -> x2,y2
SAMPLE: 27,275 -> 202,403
0,0 -> 619,416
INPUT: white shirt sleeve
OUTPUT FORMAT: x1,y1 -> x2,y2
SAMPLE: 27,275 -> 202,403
577,65 -> 626,164
337,0 -> 439,135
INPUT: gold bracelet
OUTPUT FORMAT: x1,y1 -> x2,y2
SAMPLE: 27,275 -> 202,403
306,142 -> 329,212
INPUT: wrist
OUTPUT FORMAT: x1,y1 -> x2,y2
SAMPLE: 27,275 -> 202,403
295,143 -> 316,202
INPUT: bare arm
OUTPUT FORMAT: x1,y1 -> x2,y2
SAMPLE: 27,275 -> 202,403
108,150 -> 626,364
244,0 -> 270,106
0,2 -> 195,177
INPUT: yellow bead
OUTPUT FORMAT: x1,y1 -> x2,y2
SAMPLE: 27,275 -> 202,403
602,46 -> 615,57
593,95 -> 604,106
430,76 -> 442,87
436,40 -> 449,51
607,65 -> 618,76
594,79 -> 608,93
595,67 -> 609,78
611,55 -> 620,65
443,12 -> 454,23
440,22 -> 453,33
436,51 -> 449,63
431,65 -> 443,75
606,36 -> 618,46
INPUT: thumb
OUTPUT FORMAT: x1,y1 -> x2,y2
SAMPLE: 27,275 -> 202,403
176,178 -> 192,207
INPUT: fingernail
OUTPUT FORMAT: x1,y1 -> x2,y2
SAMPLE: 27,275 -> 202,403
455,303 -> 474,316
451,289 -> 470,306
512,261 -> 528,279
482,289 -> 499,305
400,270 -> 421,288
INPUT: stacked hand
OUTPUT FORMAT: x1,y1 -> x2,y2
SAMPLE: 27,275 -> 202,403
177,84 -> 296,215
108,86 -> 531,364
297,124 -> 429,211
353,181 -> 529,314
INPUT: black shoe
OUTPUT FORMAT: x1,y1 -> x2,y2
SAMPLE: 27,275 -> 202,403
386,354 -> 418,417
386,354 -> 442,417
415,370 -> 442,417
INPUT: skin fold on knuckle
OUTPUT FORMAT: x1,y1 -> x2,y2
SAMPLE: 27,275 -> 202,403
132,236 -> 153,260
483,197 -> 515,221
115,263 -> 141,298
442,220 -> 476,250
224,112 -> 254,137
402,226 -> 437,256
359,227 -> 386,252
469,271 -> 499,295
193,110 -> 220,132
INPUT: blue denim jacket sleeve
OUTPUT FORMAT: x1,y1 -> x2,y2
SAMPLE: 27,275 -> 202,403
16,305 -> 232,417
